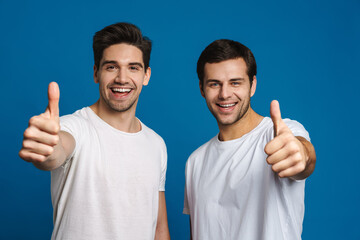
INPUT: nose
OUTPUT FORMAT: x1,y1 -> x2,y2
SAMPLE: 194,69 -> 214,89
219,85 -> 232,99
114,68 -> 128,84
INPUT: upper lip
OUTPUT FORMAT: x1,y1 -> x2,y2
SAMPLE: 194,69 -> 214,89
216,102 -> 237,107
111,87 -> 131,91
109,85 -> 134,91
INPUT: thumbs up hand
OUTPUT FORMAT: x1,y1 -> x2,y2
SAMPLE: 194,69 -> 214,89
19,82 -> 61,164
264,100 -> 309,179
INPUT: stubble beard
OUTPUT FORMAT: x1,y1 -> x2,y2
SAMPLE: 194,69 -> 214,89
211,96 -> 251,127
101,88 -> 139,113
106,97 -> 138,113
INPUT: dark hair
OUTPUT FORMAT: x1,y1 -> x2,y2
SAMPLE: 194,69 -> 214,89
197,39 -> 257,87
93,22 -> 152,71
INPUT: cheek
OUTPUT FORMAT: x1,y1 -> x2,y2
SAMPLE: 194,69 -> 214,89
234,88 -> 250,99
203,88 -> 218,99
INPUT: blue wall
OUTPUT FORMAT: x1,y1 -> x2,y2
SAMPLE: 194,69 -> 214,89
1,0 -> 359,239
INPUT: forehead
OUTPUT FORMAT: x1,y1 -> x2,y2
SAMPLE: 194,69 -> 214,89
101,43 -> 143,64
204,58 -> 248,81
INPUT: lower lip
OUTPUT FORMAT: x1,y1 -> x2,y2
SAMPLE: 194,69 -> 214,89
217,104 -> 236,113
110,89 -> 132,99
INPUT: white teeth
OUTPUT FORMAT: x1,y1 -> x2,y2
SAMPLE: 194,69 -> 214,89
219,103 -> 235,107
112,88 -> 131,93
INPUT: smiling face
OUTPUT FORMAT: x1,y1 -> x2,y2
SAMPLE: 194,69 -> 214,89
94,43 -> 150,113
201,58 -> 257,127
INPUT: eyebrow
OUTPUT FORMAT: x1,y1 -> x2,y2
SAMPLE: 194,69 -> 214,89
128,62 -> 144,69
229,78 -> 245,81
101,60 -> 144,69
206,78 -> 245,83
101,60 -> 117,67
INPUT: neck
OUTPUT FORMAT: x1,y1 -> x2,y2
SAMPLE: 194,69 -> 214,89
218,107 -> 263,141
90,100 -> 140,133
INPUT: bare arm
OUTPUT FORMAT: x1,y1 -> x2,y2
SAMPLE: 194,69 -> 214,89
31,131 -> 75,171
154,191 -> 170,240
189,217 -> 192,240
19,82 -> 75,171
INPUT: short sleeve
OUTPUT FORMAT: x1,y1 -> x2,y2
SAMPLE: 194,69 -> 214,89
283,119 -> 311,142
158,139 -> 168,191
59,114 -> 84,162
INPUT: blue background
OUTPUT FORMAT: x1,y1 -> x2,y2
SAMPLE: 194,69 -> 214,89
1,0 -> 359,239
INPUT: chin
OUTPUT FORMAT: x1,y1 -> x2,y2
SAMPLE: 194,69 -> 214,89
215,116 -> 238,126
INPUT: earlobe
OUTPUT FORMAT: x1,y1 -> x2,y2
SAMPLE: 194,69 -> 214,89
250,76 -> 257,97
143,67 -> 151,86
93,65 -> 99,83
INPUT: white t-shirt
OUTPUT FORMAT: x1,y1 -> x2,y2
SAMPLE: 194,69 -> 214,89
183,117 -> 310,240
51,107 -> 167,240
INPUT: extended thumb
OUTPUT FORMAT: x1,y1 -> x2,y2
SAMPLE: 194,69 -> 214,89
48,82 -> 60,118
270,100 -> 282,136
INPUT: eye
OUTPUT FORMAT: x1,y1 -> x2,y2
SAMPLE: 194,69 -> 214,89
106,65 -> 117,71
231,82 -> 240,86
129,66 -> 140,71
209,83 -> 219,87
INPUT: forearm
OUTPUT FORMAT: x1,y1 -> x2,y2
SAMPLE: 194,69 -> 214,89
154,226 -> 170,240
33,131 -> 75,171
291,136 -> 316,180
33,141 -> 67,171
155,192 -> 170,240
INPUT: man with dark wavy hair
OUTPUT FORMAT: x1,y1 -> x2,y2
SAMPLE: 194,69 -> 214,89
19,22 -> 170,240
184,39 -> 316,239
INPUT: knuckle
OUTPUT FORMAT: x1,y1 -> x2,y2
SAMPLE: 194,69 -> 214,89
19,151 -> 32,162
22,140 -> 31,149
53,135 -> 60,145
264,144 -> 272,155
23,128 -> 33,138
18,150 -> 26,159
264,147 -> 269,155
49,121 -> 60,133
284,132 -> 293,142
45,146 -> 54,156
293,152 -> 302,162
279,172 -> 286,178
294,164 -> 305,173
35,155 -> 47,163
53,124 -> 60,133
29,116 -> 38,126
288,142 -> 298,153
290,152 -> 302,164
299,162 -> 306,171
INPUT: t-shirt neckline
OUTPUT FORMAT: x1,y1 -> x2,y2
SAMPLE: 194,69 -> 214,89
215,117 -> 270,145
85,107 -> 144,136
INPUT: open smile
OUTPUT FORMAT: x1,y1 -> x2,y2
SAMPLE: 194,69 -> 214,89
110,87 -> 133,98
216,102 -> 237,112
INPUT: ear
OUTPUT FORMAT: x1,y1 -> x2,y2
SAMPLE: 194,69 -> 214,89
143,67 -> 151,86
250,75 -> 257,97
93,65 -> 99,83
199,80 -> 205,98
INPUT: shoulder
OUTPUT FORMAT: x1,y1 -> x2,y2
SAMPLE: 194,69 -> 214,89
60,107 -> 90,125
282,118 -> 310,141
260,117 -> 310,141
60,107 -> 92,139
140,121 -> 166,148
187,136 -> 216,165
